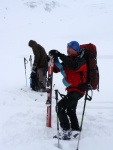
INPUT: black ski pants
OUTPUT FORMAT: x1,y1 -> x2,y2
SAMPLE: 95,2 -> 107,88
56,91 -> 84,131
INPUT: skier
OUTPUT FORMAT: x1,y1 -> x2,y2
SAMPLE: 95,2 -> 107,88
49,41 -> 87,140
28,40 -> 48,92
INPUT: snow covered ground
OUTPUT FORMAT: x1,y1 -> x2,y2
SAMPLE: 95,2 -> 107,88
0,0 -> 113,150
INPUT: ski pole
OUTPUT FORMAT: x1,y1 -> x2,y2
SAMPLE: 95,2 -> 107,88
29,55 -> 32,71
76,90 -> 89,150
29,55 -> 32,88
24,57 -> 28,86
55,89 -> 60,149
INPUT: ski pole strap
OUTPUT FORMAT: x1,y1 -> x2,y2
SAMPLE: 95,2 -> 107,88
29,55 -> 32,62
24,57 -> 28,64
29,55 -> 32,69
57,90 -> 66,99
54,57 -> 71,87
85,89 -> 93,101
24,57 -> 28,69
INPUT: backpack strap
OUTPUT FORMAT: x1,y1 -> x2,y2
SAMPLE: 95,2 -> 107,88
79,49 -> 85,58
97,66 -> 99,91
54,57 -> 71,87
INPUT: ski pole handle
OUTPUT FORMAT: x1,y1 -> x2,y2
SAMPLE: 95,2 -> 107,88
24,57 -> 28,69
24,57 -> 28,86
29,55 -> 32,70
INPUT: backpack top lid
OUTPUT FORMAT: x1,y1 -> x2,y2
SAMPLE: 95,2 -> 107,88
67,41 -> 80,53
80,43 -> 97,57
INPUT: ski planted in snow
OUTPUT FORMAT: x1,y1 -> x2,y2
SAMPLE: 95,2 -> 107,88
46,56 -> 54,127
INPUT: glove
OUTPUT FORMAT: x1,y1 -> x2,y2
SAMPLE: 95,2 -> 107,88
30,72 -> 36,79
87,84 -> 92,90
49,50 -> 62,58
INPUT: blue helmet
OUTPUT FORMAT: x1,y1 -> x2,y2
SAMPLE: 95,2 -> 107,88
67,41 -> 80,53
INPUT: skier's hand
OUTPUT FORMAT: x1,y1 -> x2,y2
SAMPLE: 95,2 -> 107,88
49,50 -> 62,58
30,72 -> 36,79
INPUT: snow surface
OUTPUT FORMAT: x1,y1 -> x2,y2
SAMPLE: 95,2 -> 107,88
0,0 -> 113,150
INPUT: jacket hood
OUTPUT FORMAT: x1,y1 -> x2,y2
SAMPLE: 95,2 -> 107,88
28,40 -> 37,47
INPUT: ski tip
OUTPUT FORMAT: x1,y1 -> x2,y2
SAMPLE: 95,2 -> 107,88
53,135 -> 71,140
73,133 -> 79,138
53,135 -> 58,138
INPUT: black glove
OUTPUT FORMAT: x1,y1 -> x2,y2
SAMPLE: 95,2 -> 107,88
30,72 -> 36,79
49,50 -> 62,58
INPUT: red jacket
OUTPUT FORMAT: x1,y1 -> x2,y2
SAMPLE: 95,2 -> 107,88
53,54 -> 87,94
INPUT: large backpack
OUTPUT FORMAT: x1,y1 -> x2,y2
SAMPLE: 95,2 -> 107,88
80,43 -> 99,91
